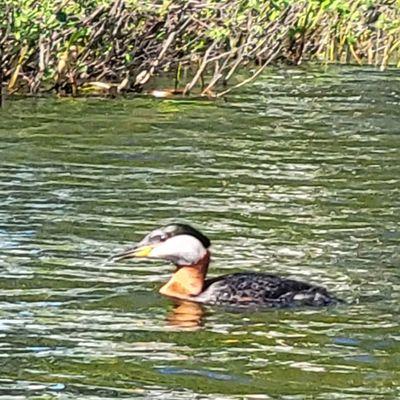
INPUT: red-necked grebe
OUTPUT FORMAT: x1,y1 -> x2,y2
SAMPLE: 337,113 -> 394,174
111,223 -> 338,307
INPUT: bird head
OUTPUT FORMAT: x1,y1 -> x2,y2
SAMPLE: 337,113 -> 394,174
111,223 -> 211,267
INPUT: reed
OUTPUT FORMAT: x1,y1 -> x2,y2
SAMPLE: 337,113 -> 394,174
1,0 -> 399,100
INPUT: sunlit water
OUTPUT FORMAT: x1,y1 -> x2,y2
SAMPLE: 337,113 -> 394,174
0,66 -> 399,399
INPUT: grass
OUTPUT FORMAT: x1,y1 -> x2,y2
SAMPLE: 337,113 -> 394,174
1,0 -> 399,98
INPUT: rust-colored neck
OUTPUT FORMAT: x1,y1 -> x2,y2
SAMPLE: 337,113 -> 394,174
159,251 -> 210,300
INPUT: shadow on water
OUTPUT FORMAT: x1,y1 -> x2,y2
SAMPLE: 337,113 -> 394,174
0,66 -> 400,399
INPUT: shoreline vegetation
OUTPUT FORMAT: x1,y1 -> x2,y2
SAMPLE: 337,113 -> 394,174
1,0 -> 400,103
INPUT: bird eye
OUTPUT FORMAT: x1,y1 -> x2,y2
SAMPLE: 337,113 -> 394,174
149,233 -> 167,243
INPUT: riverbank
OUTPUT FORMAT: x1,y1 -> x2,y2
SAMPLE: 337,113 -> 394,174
1,0 -> 399,100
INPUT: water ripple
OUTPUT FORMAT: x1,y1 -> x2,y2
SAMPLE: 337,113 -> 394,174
0,66 -> 399,399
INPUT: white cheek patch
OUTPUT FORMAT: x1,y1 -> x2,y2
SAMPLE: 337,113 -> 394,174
150,235 -> 207,265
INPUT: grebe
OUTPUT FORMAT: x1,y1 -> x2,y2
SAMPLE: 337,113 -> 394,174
112,223 -> 338,307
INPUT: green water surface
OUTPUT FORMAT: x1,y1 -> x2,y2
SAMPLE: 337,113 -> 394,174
0,66 -> 399,399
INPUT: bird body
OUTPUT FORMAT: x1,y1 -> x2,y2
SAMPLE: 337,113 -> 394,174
198,272 -> 334,307
112,223 -> 338,308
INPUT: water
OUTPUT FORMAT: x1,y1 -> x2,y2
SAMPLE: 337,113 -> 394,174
0,66 -> 399,399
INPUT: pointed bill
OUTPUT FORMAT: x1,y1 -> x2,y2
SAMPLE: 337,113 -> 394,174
109,244 -> 154,262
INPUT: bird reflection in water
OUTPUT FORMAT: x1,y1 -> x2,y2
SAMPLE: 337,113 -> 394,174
166,300 -> 204,329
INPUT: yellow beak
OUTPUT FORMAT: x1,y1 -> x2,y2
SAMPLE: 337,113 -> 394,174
131,245 -> 154,257
111,244 -> 154,261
